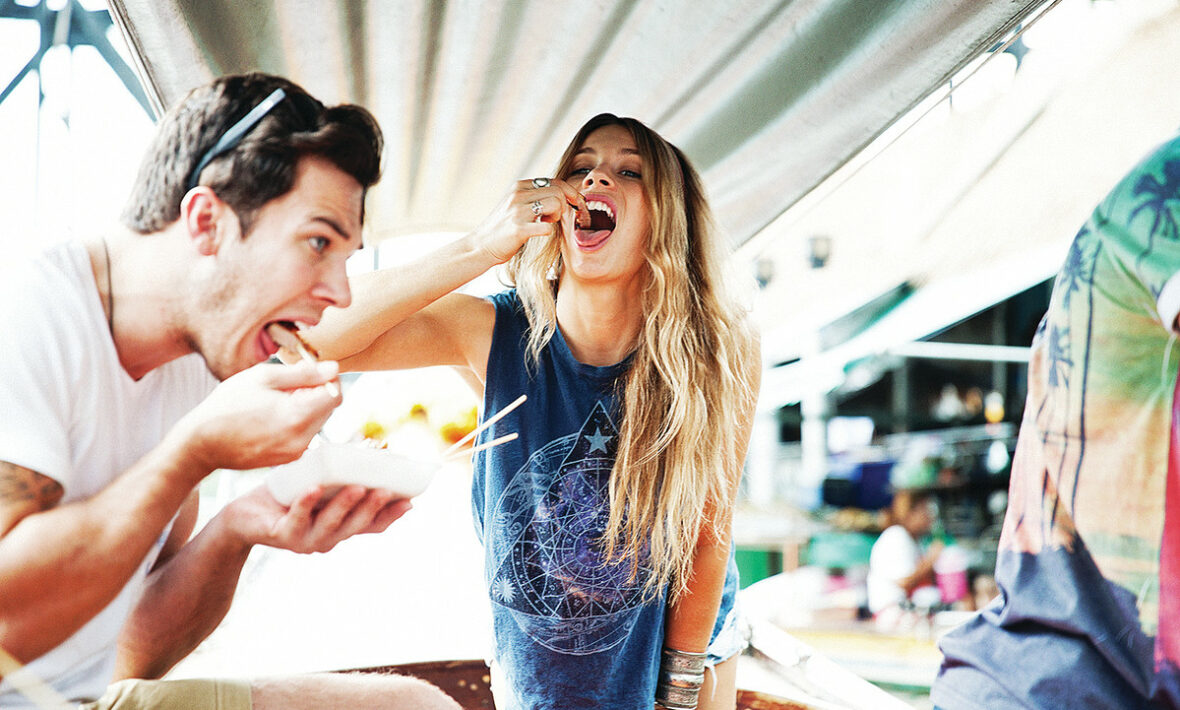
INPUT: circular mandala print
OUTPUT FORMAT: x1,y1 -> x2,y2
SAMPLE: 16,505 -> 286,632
487,402 -> 652,655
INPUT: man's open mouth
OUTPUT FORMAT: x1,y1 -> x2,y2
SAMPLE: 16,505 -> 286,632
261,320 -> 313,359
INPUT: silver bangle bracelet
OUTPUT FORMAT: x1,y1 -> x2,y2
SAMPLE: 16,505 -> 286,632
661,647 -> 707,674
656,647 -> 707,710
656,684 -> 702,710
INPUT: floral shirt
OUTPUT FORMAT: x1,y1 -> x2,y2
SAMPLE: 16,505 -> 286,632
934,130 -> 1180,708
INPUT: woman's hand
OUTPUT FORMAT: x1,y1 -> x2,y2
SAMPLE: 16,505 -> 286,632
472,177 -> 589,263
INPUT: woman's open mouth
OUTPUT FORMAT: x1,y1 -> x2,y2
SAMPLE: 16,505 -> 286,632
573,199 -> 616,250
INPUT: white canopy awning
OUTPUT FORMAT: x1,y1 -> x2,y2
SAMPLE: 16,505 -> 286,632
105,0 -> 1045,247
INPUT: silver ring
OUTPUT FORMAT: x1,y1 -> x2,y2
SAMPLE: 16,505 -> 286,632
531,177 -> 550,189
530,199 -> 544,216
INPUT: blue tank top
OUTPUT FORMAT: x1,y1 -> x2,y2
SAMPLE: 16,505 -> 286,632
472,289 -> 739,709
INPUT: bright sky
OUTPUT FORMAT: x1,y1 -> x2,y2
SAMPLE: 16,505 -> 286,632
0,0 -> 154,262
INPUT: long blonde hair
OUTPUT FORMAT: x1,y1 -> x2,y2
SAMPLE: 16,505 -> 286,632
505,114 -> 759,600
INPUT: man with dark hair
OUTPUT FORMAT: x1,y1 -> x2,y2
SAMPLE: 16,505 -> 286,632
0,73 -> 460,709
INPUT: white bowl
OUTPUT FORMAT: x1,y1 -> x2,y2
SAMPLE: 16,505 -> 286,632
266,442 -> 440,505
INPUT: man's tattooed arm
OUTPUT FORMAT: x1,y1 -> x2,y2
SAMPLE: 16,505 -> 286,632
0,461 -> 63,535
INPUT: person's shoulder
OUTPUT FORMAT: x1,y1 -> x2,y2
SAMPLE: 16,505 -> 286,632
486,288 -> 522,311
485,288 -> 529,329
874,524 -> 914,548
0,242 -> 90,324
0,242 -> 95,417
1146,128 -> 1180,163
1107,128 -> 1180,205
0,240 -> 80,284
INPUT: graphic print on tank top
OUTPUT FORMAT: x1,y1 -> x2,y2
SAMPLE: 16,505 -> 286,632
486,401 -> 652,655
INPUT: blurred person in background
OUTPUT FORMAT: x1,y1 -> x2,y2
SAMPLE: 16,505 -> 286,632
867,489 -> 943,628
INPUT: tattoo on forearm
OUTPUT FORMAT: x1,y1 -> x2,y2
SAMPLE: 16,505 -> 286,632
0,461 -> 64,511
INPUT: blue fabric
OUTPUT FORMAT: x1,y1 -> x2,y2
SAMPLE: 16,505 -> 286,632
472,290 -> 740,710
933,546 -> 1158,709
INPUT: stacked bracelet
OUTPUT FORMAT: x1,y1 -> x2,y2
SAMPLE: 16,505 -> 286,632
655,646 -> 707,710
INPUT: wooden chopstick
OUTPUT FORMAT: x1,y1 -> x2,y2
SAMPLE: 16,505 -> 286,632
292,338 -> 340,398
269,323 -> 340,398
441,394 -> 527,458
445,432 -> 518,461
0,645 -> 72,709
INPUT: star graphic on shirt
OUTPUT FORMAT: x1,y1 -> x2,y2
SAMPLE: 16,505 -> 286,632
493,577 -> 516,604
586,428 -> 612,454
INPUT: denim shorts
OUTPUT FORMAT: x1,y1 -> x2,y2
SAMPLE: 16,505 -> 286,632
706,603 -> 749,667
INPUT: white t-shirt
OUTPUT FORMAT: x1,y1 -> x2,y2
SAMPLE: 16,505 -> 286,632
867,524 -> 921,614
0,241 -> 216,706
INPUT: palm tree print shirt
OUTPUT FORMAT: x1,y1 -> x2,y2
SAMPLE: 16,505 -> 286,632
933,130 -> 1180,709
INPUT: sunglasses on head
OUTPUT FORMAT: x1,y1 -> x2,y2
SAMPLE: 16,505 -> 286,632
185,87 -> 287,192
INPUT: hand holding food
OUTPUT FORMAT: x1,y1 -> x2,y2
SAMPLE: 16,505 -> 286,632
267,321 -> 340,396
175,359 -> 341,477
472,177 -> 589,263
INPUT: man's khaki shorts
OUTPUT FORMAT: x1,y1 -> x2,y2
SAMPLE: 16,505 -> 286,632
79,678 -> 251,710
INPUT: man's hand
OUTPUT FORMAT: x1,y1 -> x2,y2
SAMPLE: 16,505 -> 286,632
172,360 -> 342,478
223,484 -> 411,554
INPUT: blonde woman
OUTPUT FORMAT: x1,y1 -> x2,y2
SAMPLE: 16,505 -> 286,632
308,114 -> 760,710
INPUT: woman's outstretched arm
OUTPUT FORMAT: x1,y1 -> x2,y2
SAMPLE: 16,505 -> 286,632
305,179 -> 586,372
